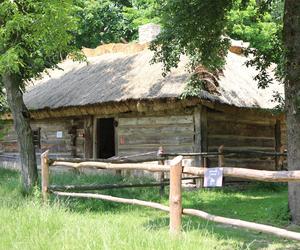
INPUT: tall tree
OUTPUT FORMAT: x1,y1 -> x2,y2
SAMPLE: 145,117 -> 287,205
284,0 -> 300,225
151,0 -> 300,225
0,0 -> 82,193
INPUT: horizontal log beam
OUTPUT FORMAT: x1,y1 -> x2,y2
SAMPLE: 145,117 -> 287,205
53,191 -> 300,241
51,160 -> 300,182
49,157 -> 164,164
161,150 -> 286,157
183,167 -> 300,182
51,161 -> 170,172
52,191 -> 169,212
49,181 -> 170,192
183,209 -> 300,241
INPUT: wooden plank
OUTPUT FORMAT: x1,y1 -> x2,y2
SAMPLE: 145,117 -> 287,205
207,110 -> 276,125
118,145 -> 194,156
208,146 -> 275,152
118,124 -> 194,135
118,135 -> 194,146
209,159 -> 276,171
84,116 -> 93,158
208,121 -> 275,138
208,135 -> 275,148
118,115 -> 193,126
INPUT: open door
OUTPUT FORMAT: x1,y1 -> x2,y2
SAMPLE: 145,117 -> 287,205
96,118 -> 115,159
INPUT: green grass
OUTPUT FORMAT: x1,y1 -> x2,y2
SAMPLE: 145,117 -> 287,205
0,168 -> 299,250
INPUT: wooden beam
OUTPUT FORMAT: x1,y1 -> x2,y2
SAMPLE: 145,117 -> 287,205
52,191 -> 169,212
169,156 -> 183,234
51,159 -> 300,182
49,181 -> 171,192
183,209 -> 300,241
183,166 -> 300,182
51,160 -> 170,172
52,191 -> 300,241
275,119 -> 282,170
84,116 -> 94,158
41,150 -> 50,202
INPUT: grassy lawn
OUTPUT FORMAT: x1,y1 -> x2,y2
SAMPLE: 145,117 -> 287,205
0,168 -> 299,250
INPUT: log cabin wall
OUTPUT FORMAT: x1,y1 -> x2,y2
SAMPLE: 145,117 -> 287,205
117,114 -> 195,156
31,118 -> 85,158
0,105 -> 286,173
206,108 -> 279,171
0,118 -> 86,166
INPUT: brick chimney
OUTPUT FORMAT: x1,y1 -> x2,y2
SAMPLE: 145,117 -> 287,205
138,23 -> 161,44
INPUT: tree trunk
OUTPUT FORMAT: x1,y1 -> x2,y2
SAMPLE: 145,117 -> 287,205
283,0 -> 300,224
2,73 -> 37,193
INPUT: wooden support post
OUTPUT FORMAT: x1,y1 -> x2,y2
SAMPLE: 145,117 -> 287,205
278,145 -> 285,170
158,146 -> 165,196
197,106 -> 208,188
194,106 -> 202,188
159,160 -> 165,196
41,150 -> 50,202
218,145 -> 225,185
218,145 -> 225,167
275,119 -> 282,170
169,156 -> 183,235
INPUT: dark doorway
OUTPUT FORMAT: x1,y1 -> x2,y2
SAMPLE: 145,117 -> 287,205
96,118 -> 115,159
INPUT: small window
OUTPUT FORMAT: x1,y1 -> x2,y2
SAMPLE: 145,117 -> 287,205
33,128 -> 41,149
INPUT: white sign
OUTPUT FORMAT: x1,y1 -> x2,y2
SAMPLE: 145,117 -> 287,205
204,168 -> 223,187
56,131 -> 63,138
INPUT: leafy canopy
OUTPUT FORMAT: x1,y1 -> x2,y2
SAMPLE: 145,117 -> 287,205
150,0 -> 233,74
74,0 -> 160,48
150,0 -> 284,103
0,0 -> 82,88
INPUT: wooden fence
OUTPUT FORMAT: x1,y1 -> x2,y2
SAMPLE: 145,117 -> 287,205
41,148 -> 300,241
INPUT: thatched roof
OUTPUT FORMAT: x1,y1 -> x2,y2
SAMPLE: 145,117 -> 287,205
24,44 -> 283,112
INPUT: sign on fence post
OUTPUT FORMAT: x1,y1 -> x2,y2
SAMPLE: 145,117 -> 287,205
204,168 -> 223,187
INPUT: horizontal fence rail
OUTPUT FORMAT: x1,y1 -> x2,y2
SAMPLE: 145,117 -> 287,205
41,150 -> 300,242
49,159 -> 300,182
51,191 -> 300,241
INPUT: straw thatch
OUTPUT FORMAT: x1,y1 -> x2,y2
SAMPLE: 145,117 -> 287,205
24,44 -> 283,112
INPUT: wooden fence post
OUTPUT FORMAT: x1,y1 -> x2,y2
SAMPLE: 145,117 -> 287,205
41,150 -> 50,202
158,146 -> 165,196
218,145 -> 225,185
218,145 -> 225,167
169,155 -> 183,235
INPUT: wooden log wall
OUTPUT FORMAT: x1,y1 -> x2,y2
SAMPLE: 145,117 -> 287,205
0,118 -> 86,160
207,109 -> 279,171
0,121 -> 18,154
117,115 -> 195,156
280,119 -> 288,169
30,119 -> 85,158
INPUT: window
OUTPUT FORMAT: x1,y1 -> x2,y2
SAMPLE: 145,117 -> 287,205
33,128 -> 41,149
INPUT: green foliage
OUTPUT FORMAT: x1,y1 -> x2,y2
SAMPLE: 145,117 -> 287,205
150,0 -> 284,94
180,75 -> 204,99
150,0 -> 233,75
0,168 -> 298,249
0,0 -> 83,88
123,0 -> 160,38
74,0 -> 132,48
74,0 -> 160,48
227,0 -> 281,55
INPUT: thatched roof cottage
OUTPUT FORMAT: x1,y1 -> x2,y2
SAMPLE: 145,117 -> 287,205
0,24 -> 285,171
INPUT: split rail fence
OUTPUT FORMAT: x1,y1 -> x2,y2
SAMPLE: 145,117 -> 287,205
41,147 -> 300,241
